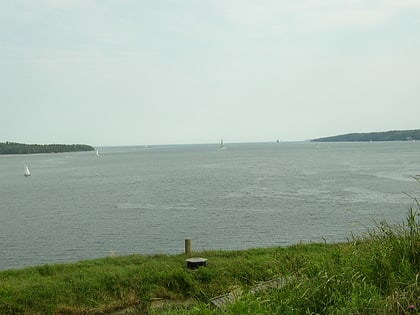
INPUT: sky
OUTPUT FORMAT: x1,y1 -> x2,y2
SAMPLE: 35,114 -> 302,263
1,0 -> 419,146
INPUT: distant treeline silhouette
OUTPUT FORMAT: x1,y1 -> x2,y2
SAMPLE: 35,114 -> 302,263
311,129 -> 420,142
0,142 -> 95,154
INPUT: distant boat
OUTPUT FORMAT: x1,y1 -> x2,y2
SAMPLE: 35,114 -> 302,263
24,165 -> 31,177
220,139 -> 226,150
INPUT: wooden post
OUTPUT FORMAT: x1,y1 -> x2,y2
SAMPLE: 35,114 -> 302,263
185,239 -> 192,256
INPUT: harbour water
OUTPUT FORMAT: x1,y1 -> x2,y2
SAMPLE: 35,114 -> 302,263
1,141 -> 419,270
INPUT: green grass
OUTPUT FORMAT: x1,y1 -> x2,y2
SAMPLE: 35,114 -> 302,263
0,208 -> 418,314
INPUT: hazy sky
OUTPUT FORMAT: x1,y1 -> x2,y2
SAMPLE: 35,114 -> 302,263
1,0 -> 419,146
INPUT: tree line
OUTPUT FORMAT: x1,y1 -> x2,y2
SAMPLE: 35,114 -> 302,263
311,129 -> 420,142
0,142 -> 95,154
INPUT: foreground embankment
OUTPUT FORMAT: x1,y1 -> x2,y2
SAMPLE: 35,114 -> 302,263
0,209 -> 418,315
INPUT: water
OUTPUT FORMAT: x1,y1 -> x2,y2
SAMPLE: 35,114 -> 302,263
1,141 -> 419,270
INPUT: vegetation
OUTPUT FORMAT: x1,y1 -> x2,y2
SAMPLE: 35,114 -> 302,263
311,129 -> 420,142
0,205 -> 418,315
0,142 -> 94,154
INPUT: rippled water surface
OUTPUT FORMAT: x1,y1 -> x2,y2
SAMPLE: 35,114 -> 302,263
1,141 -> 419,269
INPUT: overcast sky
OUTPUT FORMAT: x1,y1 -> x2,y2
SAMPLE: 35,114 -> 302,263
1,0 -> 419,146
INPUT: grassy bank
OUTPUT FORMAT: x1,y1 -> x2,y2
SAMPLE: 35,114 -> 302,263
0,209 -> 418,315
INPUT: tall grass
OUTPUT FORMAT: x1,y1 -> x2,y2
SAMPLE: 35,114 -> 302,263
151,207 -> 420,315
224,206 -> 419,315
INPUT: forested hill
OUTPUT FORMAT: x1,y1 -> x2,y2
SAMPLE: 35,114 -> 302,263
0,142 -> 95,154
311,129 -> 420,142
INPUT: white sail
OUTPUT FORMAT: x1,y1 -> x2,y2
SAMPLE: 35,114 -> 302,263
220,139 -> 226,150
24,165 -> 31,177
96,149 -> 99,156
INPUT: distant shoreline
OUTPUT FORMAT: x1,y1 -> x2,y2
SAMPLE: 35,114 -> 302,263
311,129 -> 420,142
0,142 -> 95,155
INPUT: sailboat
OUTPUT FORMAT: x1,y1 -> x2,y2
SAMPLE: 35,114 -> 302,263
24,165 -> 31,177
96,149 -> 99,157
220,139 -> 226,150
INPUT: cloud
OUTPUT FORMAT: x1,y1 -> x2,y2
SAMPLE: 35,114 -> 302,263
1,0 -> 419,146
3,0 -> 418,56
0,0 -> 153,64
212,0 -> 420,32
